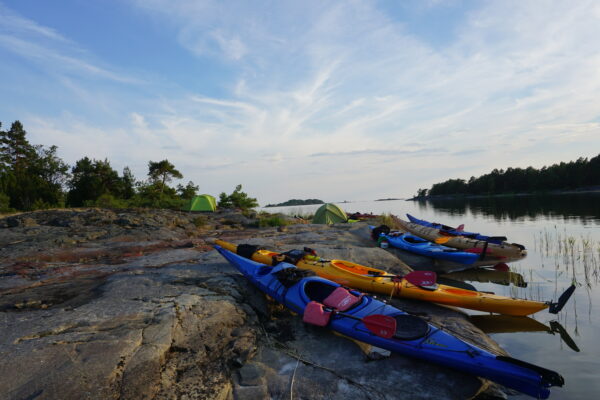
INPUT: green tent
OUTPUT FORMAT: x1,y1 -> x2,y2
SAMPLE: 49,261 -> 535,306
182,194 -> 217,212
312,203 -> 348,224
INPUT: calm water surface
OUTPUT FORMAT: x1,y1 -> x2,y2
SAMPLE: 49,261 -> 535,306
262,194 -> 600,399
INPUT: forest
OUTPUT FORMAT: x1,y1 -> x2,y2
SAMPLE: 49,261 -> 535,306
0,120 -> 257,212
264,199 -> 324,207
415,154 -> 600,197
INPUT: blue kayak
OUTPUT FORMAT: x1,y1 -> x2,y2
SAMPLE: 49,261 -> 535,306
407,214 -> 508,245
370,226 -> 479,265
215,245 -> 563,399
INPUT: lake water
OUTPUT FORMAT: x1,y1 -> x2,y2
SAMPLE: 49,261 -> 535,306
261,193 -> 600,399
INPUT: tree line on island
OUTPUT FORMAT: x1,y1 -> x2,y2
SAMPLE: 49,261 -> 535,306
264,199 -> 324,207
414,154 -> 600,198
0,120 -> 257,212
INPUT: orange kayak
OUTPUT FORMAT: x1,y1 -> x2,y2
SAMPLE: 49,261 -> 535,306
214,239 -> 565,316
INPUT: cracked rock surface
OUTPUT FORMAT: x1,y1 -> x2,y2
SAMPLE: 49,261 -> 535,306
1,208 -> 508,399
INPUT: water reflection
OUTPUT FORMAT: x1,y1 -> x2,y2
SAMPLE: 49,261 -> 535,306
470,315 -> 548,333
535,227 -> 600,289
264,197 -> 599,396
469,315 -> 580,352
415,193 -> 600,223
443,268 -> 528,287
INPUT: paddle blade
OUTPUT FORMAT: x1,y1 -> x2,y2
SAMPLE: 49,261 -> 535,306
549,320 -> 580,352
362,315 -> 397,339
549,284 -> 576,314
493,262 -> 510,272
404,271 -> 437,287
434,237 -> 451,244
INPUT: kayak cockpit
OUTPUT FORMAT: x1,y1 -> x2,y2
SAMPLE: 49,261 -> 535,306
401,235 -> 432,245
300,279 -> 365,310
330,260 -> 386,281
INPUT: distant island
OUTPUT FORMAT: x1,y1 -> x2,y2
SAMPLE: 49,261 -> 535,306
264,199 -> 324,207
375,198 -> 402,201
410,154 -> 600,200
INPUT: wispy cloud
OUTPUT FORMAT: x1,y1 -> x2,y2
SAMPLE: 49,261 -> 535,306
0,5 -> 139,84
309,147 -> 444,158
3,0 -> 600,202
0,3 -> 70,43
0,35 -> 139,84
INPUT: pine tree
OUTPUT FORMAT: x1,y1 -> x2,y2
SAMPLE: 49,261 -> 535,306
177,181 -> 198,199
121,167 -> 136,199
67,157 -> 122,206
0,121 -> 69,210
148,159 -> 183,202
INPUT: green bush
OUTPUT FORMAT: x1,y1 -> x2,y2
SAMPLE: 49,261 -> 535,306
218,184 -> 258,210
31,199 -> 53,210
258,215 -> 289,227
127,193 -> 185,210
84,193 -> 128,209
0,192 -> 15,213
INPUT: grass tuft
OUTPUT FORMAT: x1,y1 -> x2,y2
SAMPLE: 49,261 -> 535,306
376,213 -> 403,229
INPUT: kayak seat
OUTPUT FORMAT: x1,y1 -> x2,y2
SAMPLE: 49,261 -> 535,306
304,281 -> 363,312
303,301 -> 332,326
323,287 -> 363,312
304,280 -> 339,302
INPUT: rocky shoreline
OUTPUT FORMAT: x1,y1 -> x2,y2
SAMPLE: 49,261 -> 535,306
1,208 -> 510,399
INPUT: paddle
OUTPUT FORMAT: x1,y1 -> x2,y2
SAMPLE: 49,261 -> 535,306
548,320 -> 580,352
330,311 -> 397,339
367,270 -> 437,287
548,284 -> 576,314
493,262 -> 510,272
436,277 -> 478,291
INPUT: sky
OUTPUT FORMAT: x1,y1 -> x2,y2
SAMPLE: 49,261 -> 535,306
1,0 -> 599,205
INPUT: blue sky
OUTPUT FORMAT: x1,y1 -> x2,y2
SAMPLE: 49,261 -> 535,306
1,0 -> 599,204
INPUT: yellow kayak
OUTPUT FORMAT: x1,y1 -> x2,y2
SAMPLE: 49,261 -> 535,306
215,239 -> 570,316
